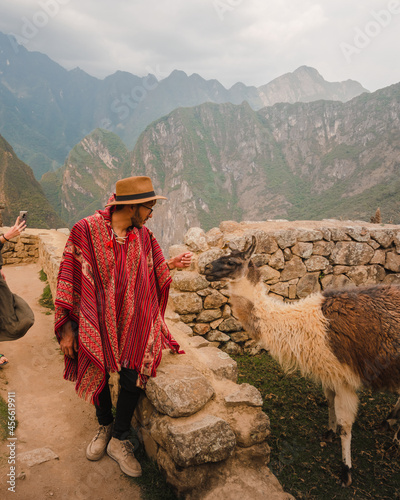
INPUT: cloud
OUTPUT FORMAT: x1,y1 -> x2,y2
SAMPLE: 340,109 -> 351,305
0,0 -> 399,91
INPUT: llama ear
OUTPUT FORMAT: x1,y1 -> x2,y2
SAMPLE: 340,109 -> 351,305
227,240 -> 239,251
243,235 -> 257,259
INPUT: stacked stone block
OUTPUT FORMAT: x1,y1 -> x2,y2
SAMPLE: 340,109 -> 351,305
169,221 -> 400,356
1,233 -> 39,264
132,352 -> 285,499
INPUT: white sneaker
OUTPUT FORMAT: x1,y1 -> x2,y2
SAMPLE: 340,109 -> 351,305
86,423 -> 113,461
107,437 -> 142,477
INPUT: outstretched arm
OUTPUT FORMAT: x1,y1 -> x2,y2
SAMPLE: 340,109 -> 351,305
0,216 -> 27,280
167,252 -> 193,270
1,216 -> 26,243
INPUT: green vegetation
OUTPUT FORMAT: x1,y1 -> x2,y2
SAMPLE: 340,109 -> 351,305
0,134 -> 66,228
131,450 -> 178,500
127,430 -> 178,500
0,395 -> 11,441
38,270 -> 55,311
234,353 -> 400,500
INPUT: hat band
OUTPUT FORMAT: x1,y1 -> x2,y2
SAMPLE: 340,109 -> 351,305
115,191 -> 155,201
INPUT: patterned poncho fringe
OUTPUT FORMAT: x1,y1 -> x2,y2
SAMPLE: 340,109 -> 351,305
54,209 -> 183,404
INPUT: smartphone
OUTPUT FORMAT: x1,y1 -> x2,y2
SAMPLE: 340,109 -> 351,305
19,211 -> 28,230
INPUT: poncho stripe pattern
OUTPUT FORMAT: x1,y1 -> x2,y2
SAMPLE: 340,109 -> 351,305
54,209 -> 183,403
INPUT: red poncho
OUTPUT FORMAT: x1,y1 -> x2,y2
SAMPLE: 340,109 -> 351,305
54,207 -> 183,403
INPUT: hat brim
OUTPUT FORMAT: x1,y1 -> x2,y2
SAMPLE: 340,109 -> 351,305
105,194 -> 167,207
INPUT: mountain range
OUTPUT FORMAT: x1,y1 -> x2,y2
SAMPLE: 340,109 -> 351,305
0,31 -> 368,180
48,82 -> 400,250
2,32 -> 399,250
0,134 -> 65,228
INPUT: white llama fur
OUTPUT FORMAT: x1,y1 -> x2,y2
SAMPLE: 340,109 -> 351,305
206,240 -> 400,487
252,284 -> 361,394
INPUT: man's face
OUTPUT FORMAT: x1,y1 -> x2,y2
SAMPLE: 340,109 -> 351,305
130,203 -> 154,229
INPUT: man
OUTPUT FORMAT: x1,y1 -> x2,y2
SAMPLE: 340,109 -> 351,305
55,176 -> 192,477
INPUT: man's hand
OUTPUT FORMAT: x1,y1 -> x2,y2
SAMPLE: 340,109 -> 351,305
168,252 -> 193,270
59,321 -> 78,359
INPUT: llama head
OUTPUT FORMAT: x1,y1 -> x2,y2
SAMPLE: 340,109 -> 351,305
204,236 -> 257,282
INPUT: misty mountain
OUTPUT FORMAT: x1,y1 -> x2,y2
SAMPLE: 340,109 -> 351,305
0,32 -> 368,179
51,82 -> 400,250
0,134 -> 65,228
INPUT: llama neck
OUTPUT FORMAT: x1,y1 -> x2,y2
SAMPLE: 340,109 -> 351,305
228,263 -> 261,302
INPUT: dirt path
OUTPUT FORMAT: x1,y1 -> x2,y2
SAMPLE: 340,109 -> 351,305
0,264 -> 142,500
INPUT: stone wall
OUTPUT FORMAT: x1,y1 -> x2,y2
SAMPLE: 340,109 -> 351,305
168,220 -> 400,356
1,232 -> 39,265
0,227 -> 68,299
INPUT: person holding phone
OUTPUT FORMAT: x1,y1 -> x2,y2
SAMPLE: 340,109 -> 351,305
0,215 -> 28,366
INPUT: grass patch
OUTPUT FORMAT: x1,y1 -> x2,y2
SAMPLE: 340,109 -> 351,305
38,270 -> 54,311
0,395 -> 9,441
39,284 -> 55,311
127,430 -> 178,500
38,269 -> 48,282
233,353 -> 400,500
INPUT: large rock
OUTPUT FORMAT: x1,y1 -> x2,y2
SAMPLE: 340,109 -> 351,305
246,230 -> 279,254
312,240 -> 335,256
268,249 -> 285,270
197,308 -> 223,322
224,384 -> 263,407
295,229 -> 323,241
218,317 -> 243,333
346,265 -> 386,285
196,347 -> 238,381
270,282 -> 289,297
206,227 -> 224,247
304,255 -> 329,272
273,230 -> 297,249
291,242 -> 313,259
385,252 -> 400,272
280,256 -> 307,281
320,273 -> 351,289
297,273 -> 321,298
198,249 -> 226,273
157,447 -> 210,496
166,414 -> 236,467
370,249 -> 386,265
170,291 -> 203,314
228,411 -> 271,447
330,241 -> 374,265
345,226 -> 370,242
221,342 -> 243,355
172,271 -> 209,292
193,323 -> 211,336
370,229 -> 394,248
259,265 -> 281,284
206,330 -> 230,342
146,365 -> 214,417
184,227 -> 209,252
203,289 -> 228,309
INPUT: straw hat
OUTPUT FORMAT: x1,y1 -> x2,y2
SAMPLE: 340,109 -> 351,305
105,176 -> 167,206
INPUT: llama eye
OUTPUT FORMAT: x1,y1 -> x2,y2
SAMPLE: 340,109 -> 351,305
227,261 -> 235,266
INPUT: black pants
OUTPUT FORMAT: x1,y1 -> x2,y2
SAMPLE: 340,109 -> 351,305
95,367 -> 143,440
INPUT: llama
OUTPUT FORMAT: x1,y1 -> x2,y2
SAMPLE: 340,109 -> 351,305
204,236 -> 400,487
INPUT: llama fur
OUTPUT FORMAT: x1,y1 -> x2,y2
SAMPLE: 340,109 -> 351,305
205,238 -> 400,487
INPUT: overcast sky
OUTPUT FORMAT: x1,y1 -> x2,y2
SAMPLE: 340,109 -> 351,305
0,0 -> 399,92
